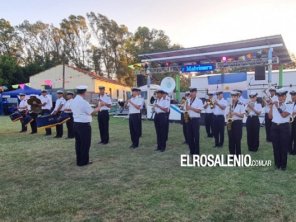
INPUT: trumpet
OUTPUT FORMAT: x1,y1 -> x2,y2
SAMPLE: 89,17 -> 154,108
207,99 -> 215,109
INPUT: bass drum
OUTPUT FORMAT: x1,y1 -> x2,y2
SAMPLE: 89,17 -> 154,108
22,114 -> 34,126
57,112 -> 71,125
36,115 -> 58,129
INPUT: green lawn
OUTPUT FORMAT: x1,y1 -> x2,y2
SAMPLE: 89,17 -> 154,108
0,116 -> 295,222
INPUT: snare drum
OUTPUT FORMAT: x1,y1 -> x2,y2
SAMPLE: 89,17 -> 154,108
9,111 -> 23,122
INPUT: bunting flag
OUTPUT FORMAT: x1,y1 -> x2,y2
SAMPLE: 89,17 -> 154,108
128,63 -> 143,70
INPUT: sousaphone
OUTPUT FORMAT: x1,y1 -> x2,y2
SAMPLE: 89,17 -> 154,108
27,96 -> 42,114
160,77 -> 176,93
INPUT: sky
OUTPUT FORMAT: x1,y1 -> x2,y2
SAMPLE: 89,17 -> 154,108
1,0 -> 296,54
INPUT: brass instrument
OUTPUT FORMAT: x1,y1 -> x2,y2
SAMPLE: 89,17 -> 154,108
27,97 -> 42,114
179,98 -> 189,123
226,103 -> 233,131
245,101 -> 255,116
207,99 -> 215,109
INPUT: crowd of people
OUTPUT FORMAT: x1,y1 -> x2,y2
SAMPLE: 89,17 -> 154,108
14,85 -> 296,170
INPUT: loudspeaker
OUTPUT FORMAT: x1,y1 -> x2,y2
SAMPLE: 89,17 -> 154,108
255,66 -> 265,80
137,74 -> 147,87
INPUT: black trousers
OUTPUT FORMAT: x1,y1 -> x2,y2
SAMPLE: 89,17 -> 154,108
41,109 -> 52,135
56,123 -> 63,137
187,117 -> 200,155
205,113 -> 214,137
181,113 -> 188,143
98,110 -> 109,143
271,122 -> 290,169
29,113 -> 38,133
290,120 -> 296,155
73,122 -> 91,166
66,113 -> 74,138
213,115 -> 225,146
246,116 -> 260,151
154,113 -> 167,151
129,113 -> 141,147
20,112 -> 27,132
265,113 -> 272,142
228,120 -> 243,156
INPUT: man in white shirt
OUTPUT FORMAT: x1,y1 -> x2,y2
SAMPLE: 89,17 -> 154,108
235,89 -> 247,105
154,89 -> 170,152
289,90 -> 296,155
39,90 -> 53,136
246,92 -> 263,152
213,91 -> 227,147
97,86 -> 112,145
269,88 -> 292,170
203,91 -> 214,138
227,91 -> 245,156
264,87 -> 278,142
186,88 -> 203,155
18,93 -> 28,132
52,90 -> 66,138
127,88 -> 143,148
70,85 -> 100,166
63,91 -> 75,139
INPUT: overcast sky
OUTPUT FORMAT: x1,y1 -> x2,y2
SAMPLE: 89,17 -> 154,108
1,0 -> 296,53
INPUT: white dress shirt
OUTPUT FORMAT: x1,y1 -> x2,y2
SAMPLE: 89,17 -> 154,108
63,98 -> 73,113
138,95 -> 145,109
98,94 -> 112,111
39,95 -> 52,110
246,102 -> 263,116
271,102 -> 292,124
229,102 -> 245,121
155,98 -> 170,114
188,97 -> 203,118
53,97 -> 66,112
18,99 -> 28,111
239,97 -> 247,105
213,98 -> 228,115
128,96 -> 142,114
70,95 -> 93,123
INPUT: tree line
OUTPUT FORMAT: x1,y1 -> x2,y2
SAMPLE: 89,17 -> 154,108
0,12 -> 181,87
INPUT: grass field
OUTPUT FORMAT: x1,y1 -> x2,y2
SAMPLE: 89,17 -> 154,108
0,116 -> 296,222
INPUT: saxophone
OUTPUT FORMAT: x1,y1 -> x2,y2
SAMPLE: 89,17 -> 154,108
207,99 -> 214,109
184,99 -> 190,123
226,103 -> 233,131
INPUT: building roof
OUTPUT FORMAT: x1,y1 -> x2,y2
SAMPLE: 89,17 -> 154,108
67,66 -> 129,87
139,35 -> 292,64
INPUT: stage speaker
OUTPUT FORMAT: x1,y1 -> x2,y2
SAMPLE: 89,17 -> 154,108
137,74 -> 147,87
255,66 -> 265,80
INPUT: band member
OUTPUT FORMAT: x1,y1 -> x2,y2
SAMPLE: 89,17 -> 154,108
180,92 -> 190,144
18,93 -> 28,133
70,85 -> 100,166
163,91 -> 171,141
227,91 -> 245,156
39,90 -> 53,136
203,91 -> 214,137
154,89 -> 170,152
269,88 -> 292,170
235,89 -> 247,105
64,91 -> 75,139
289,90 -> 296,155
127,88 -> 143,148
51,90 -> 66,138
213,91 -> 227,147
28,95 -> 39,134
264,87 -> 278,142
187,88 -> 203,155
246,92 -> 263,152
97,86 -> 112,144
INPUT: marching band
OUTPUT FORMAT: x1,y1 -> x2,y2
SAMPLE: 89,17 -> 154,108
8,85 -> 296,170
